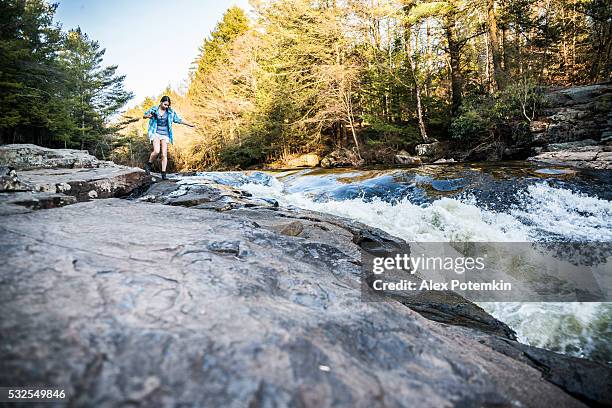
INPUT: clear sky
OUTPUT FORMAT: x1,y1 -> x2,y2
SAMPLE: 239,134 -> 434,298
55,0 -> 253,109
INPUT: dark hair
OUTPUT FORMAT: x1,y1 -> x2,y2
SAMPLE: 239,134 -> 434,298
160,95 -> 171,106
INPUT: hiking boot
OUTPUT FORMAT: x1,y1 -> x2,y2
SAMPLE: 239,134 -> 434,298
161,171 -> 167,180
144,162 -> 152,175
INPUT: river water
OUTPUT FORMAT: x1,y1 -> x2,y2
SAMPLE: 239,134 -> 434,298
179,162 -> 612,363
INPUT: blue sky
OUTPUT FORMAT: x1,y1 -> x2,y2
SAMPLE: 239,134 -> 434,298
55,0 -> 253,109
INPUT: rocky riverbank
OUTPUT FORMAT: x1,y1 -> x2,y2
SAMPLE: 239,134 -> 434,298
408,83 -> 612,169
1,144 -> 611,407
525,83 -> 612,170
264,83 -> 611,171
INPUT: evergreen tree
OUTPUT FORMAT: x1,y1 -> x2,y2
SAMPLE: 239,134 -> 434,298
189,6 -> 249,94
58,27 -> 133,151
0,1 -> 132,152
0,0 -> 70,146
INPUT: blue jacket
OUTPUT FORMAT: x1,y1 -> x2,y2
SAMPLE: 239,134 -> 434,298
144,105 -> 184,144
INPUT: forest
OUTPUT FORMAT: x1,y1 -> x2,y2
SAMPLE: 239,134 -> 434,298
0,0 -> 132,156
1,0 -> 611,169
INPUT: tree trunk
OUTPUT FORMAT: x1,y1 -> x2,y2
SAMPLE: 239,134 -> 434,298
405,27 -> 429,142
412,64 -> 428,142
348,116 -> 362,160
487,0 -> 505,91
445,15 -> 463,116
515,18 -> 523,77
344,84 -> 362,159
589,18 -> 612,82
502,26 -> 509,72
425,19 -> 431,99
485,32 -> 492,92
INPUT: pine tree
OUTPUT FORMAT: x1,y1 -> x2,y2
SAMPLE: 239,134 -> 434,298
58,27 -> 133,150
0,1 -> 132,151
189,6 -> 249,94
0,0 -> 69,146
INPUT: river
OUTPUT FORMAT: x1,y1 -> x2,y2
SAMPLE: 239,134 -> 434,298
177,161 -> 612,363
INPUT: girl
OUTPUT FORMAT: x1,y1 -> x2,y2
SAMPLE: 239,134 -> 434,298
143,95 -> 194,179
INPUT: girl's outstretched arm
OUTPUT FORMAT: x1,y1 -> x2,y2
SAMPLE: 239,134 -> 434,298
172,110 -> 194,127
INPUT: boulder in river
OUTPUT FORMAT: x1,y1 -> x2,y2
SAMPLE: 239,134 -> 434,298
433,158 -> 456,164
268,153 -> 321,168
415,141 -> 442,161
320,148 -> 364,168
394,150 -> 422,165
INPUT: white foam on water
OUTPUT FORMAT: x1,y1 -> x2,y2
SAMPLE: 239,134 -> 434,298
241,176 -> 612,241
480,302 -> 611,361
199,171 -> 612,360
245,183 -> 531,242
511,183 -> 612,241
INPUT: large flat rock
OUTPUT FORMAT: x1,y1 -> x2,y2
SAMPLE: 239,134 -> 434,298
0,144 -> 108,170
528,146 -> 612,170
0,191 -> 77,212
0,144 -> 152,203
18,166 -> 151,201
0,198 -> 598,407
